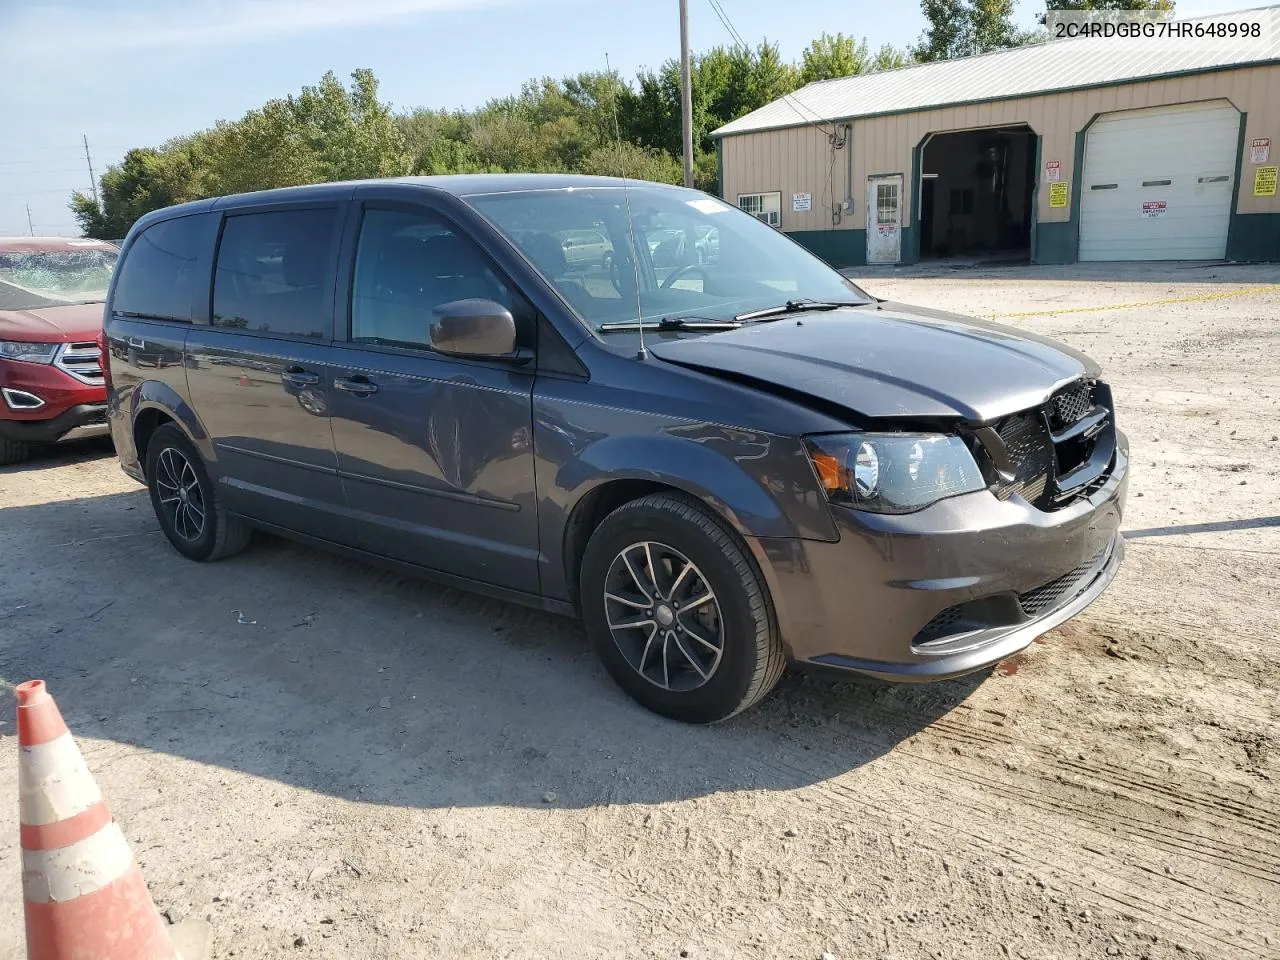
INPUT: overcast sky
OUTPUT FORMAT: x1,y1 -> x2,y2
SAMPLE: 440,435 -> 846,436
0,0 -> 1260,236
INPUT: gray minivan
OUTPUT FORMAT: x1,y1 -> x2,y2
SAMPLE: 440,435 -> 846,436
103,175 -> 1127,722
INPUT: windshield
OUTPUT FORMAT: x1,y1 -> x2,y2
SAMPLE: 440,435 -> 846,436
466,185 -> 870,331
0,247 -> 118,310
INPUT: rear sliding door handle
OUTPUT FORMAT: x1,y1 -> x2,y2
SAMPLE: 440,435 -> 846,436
281,368 -> 320,386
333,376 -> 378,396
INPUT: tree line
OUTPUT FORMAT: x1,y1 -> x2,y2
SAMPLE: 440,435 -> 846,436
72,0 -> 1173,239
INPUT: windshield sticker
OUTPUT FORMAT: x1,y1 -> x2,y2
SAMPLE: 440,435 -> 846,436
686,197 -> 731,215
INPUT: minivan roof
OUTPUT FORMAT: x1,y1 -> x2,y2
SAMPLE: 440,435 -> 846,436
131,175 -> 692,229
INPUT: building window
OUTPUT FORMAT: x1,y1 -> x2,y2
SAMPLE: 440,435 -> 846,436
876,182 -> 900,225
737,192 -> 782,227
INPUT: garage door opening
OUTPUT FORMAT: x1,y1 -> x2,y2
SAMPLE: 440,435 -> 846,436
919,126 -> 1037,262
1078,100 -> 1239,261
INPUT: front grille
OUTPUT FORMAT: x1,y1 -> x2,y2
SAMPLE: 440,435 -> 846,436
1018,544 -> 1109,616
915,605 -> 965,645
985,379 -> 1114,511
1050,380 -> 1093,430
54,341 -> 104,386
991,412 -> 1054,505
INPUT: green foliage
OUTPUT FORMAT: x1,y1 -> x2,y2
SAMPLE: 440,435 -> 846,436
1044,0 -> 1173,11
915,0 -> 1036,61
800,32 -> 915,84
801,33 -> 872,83
71,70 -> 409,238
70,143 -> 209,239
871,44 -> 916,71
66,33 -> 929,238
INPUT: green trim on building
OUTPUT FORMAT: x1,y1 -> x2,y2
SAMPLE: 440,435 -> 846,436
787,229 -> 866,267
906,143 -> 923,265
1038,117 -> 1101,264
1029,133 -> 1042,262
1035,222 -> 1078,264
901,223 -> 917,267
1222,111 -> 1263,260
715,140 -> 725,199
1226,213 -> 1280,261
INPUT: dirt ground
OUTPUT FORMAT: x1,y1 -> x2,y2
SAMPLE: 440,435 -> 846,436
2,261 -> 1278,960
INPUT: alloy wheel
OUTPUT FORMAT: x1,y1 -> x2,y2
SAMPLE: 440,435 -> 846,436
154,447 -> 206,542
603,541 -> 724,691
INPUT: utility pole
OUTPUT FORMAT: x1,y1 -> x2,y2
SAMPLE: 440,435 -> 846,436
679,0 -> 695,188
26,204 -> 34,237
83,134 -> 99,207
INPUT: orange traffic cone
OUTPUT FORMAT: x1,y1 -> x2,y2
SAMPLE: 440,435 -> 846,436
17,679 -> 183,960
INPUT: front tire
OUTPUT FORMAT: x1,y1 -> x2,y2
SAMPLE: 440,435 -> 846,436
0,436 -> 30,467
580,493 -> 785,723
145,423 -> 251,562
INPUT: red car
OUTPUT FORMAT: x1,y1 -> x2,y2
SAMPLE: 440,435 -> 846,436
0,237 -> 117,465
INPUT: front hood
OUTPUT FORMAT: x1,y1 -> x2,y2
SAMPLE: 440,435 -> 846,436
647,302 -> 1100,423
0,302 -> 106,342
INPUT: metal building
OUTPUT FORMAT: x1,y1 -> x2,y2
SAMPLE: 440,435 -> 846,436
713,7 -> 1280,266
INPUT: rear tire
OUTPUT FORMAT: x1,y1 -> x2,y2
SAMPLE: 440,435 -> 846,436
580,493 -> 785,723
0,436 -> 30,467
145,423 -> 251,562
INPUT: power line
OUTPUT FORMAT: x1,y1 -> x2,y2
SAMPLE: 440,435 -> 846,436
0,187 -> 89,197
703,0 -> 843,140
0,161 -> 94,170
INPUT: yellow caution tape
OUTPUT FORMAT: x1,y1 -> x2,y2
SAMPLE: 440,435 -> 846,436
990,284 -> 1277,320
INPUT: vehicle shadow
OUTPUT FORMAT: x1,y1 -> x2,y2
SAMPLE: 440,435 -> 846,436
0,437 -> 115,475
1124,516 -> 1280,538
0,490 -> 987,811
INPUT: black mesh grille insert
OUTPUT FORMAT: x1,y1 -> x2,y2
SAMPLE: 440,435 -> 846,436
1049,381 -> 1094,431
915,605 -> 965,645
992,412 -> 1054,506
1018,546 -> 1107,616
983,379 -> 1114,512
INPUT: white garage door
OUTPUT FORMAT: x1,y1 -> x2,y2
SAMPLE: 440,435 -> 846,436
1078,100 -> 1239,261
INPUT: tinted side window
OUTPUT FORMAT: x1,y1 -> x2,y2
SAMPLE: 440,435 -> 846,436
212,207 -> 338,339
351,208 -> 521,350
113,214 -> 216,321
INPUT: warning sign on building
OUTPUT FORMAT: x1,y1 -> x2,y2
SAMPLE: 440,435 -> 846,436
1255,166 -> 1278,197
792,193 -> 812,212
1141,200 -> 1167,218
1048,181 -> 1069,208
1251,138 -> 1271,164
1044,159 -> 1062,182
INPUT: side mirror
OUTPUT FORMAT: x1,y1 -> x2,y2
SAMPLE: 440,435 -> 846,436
428,298 -> 520,360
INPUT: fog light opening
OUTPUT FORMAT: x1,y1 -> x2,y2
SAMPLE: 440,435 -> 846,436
1,387 -> 45,410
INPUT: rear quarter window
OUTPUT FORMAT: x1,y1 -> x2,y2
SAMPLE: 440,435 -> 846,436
112,213 -> 217,321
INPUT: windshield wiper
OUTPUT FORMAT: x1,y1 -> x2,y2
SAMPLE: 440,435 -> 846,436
734,298 -> 866,322
598,316 -> 744,332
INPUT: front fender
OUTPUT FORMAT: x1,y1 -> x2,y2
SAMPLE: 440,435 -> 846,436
560,430 -> 803,540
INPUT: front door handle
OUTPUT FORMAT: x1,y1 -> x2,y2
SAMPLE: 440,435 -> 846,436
281,368 -> 320,386
333,376 -> 378,396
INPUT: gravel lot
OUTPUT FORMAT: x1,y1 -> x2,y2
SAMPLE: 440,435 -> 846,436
2,262 -> 1278,960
